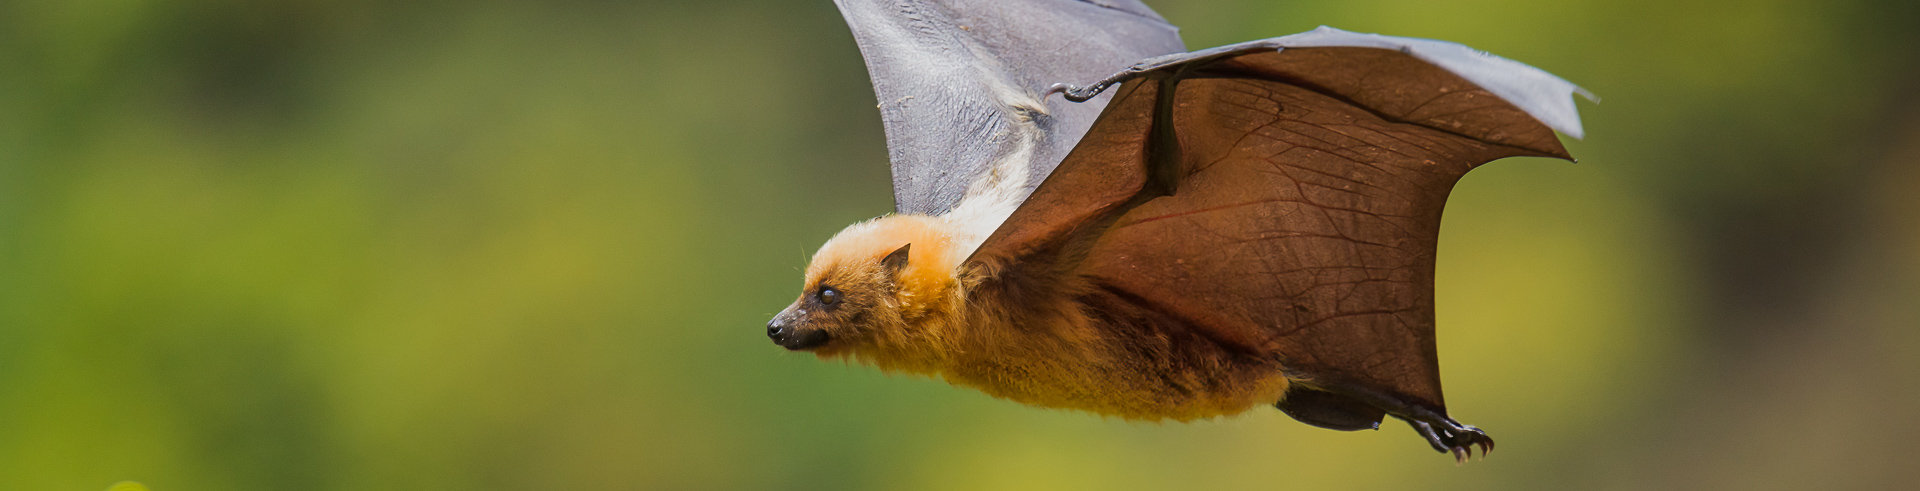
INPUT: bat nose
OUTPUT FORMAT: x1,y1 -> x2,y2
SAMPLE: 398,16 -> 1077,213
767,317 -> 829,351
767,319 -> 788,341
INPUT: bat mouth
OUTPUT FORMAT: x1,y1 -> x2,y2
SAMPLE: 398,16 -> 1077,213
767,321 -> 831,351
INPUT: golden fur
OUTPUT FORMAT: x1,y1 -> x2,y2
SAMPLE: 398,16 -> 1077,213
787,214 -> 1291,421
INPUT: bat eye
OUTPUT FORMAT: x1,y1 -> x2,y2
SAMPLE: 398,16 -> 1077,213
817,287 -> 841,305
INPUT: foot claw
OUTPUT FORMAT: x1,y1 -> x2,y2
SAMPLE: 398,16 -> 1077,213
1409,418 -> 1495,464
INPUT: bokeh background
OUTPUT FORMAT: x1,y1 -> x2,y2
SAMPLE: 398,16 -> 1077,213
2,0 -> 1916,489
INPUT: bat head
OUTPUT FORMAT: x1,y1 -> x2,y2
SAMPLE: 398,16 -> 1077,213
769,214 -> 963,367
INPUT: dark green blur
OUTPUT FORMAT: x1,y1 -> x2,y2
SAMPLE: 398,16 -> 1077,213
2,1 -> 1915,489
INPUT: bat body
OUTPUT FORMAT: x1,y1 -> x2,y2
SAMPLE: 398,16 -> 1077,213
790,213 -> 1292,420
770,0 -> 1589,462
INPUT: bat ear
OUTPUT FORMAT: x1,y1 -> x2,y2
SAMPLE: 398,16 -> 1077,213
881,243 -> 911,278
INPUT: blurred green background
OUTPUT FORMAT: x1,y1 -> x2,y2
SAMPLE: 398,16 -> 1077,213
2,0 -> 1916,489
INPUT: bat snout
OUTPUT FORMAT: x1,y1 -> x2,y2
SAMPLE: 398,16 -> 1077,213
767,315 -> 830,351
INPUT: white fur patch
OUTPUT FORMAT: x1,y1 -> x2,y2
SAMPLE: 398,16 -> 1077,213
938,50 -> 1050,259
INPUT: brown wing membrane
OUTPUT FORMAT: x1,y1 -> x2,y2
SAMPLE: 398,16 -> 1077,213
971,47 -> 1570,418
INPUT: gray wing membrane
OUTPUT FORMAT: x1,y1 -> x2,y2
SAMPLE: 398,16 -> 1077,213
833,0 -> 1186,215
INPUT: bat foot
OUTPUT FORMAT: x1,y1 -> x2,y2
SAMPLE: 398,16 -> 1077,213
1409,419 -> 1493,464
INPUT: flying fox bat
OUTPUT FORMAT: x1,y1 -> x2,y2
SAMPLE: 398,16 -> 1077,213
768,0 -> 1589,462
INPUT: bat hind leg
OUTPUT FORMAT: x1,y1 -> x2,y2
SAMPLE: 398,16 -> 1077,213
1275,387 -> 1385,431
1285,380 -> 1493,463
